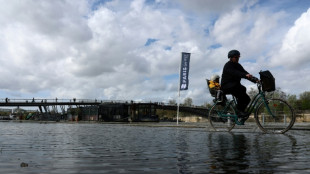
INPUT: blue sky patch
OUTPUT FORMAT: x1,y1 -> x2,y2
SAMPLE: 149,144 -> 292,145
164,46 -> 172,50
144,77 -> 151,81
144,38 -> 158,46
91,0 -> 112,11
145,0 -> 156,5
164,74 -> 178,81
209,43 -> 222,49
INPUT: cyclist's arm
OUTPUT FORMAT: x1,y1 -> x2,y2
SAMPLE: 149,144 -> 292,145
225,63 -> 258,83
248,76 -> 259,83
246,74 -> 253,79
224,63 -> 248,79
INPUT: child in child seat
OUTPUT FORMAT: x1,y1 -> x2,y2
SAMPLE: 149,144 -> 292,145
209,74 -> 220,90
209,74 -> 226,104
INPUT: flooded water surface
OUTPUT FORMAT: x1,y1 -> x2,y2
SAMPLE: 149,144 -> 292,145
0,122 -> 309,173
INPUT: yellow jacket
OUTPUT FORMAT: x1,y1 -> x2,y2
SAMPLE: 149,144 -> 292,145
209,80 -> 220,90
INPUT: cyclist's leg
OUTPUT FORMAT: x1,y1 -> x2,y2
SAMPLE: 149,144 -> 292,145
222,85 -> 250,113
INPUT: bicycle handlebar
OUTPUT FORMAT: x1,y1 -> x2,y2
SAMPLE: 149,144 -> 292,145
248,76 -> 260,84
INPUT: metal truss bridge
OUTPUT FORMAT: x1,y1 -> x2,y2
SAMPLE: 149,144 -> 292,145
0,98 -> 102,114
0,98 -> 209,117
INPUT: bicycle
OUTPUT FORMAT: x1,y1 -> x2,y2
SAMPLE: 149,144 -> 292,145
207,73 -> 295,134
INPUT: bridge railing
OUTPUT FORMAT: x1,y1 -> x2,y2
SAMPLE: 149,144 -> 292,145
0,98 -> 102,103
0,99 -> 208,110
0,98 -> 136,104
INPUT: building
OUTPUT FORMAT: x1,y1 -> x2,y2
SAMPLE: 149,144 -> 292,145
98,102 -> 159,122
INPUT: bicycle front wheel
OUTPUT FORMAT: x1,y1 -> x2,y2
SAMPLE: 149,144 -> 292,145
209,104 -> 235,132
255,98 -> 295,134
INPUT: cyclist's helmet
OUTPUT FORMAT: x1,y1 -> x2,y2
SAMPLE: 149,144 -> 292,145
228,50 -> 240,58
211,74 -> 220,81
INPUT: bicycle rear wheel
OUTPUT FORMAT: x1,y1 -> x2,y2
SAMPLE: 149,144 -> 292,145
255,98 -> 295,134
209,104 -> 235,132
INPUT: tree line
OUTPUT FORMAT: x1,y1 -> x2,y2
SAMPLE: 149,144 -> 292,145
169,88 -> 310,111
248,88 -> 310,111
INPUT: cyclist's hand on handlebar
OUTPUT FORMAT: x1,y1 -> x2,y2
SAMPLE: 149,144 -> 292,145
246,74 -> 259,83
250,77 -> 260,83
246,74 -> 253,79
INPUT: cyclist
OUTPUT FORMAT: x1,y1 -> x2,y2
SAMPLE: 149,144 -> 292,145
221,50 -> 255,119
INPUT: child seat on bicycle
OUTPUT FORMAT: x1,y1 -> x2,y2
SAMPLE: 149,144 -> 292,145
209,75 -> 221,91
207,75 -> 225,104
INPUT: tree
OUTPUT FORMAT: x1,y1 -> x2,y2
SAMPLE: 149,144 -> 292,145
248,87 -> 258,99
266,87 -> 287,100
299,91 -> 310,110
183,97 -> 193,106
168,99 -> 176,105
203,102 -> 213,108
287,94 -> 298,109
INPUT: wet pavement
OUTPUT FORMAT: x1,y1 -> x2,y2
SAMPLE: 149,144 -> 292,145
0,121 -> 309,173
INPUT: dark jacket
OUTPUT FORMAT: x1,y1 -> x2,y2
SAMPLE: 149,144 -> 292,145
221,61 -> 249,90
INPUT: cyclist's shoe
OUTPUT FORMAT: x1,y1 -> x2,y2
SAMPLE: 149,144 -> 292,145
237,112 -> 250,124
237,118 -> 245,125
238,111 -> 249,118
240,116 -> 249,123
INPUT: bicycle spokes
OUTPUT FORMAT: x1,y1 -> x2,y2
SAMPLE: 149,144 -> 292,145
208,104 -> 235,132
255,98 -> 295,134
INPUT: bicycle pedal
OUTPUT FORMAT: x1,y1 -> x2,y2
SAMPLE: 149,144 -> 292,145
237,118 -> 245,125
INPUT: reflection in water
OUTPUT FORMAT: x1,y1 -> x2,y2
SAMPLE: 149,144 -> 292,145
206,132 -> 304,174
0,122 -> 308,174
207,133 -> 250,173
251,133 -> 300,173
176,129 -> 190,174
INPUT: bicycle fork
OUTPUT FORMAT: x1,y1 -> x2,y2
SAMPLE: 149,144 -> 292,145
262,99 -> 276,119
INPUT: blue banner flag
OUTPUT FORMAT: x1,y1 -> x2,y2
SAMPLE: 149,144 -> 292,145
179,52 -> 191,90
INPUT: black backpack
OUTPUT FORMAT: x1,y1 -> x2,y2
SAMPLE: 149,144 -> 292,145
259,70 -> 275,92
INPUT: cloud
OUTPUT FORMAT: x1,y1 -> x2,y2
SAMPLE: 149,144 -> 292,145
271,8 -> 310,69
0,0 -> 309,105
210,5 -> 286,60
64,0 -> 203,100
173,0 -> 246,14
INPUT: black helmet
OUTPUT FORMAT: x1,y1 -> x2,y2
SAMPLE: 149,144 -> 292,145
228,50 -> 240,58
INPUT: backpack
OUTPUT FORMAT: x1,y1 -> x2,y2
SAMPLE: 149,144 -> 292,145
259,70 -> 275,92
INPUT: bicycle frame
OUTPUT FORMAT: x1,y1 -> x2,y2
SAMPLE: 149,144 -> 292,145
245,83 -> 265,114
214,82 -> 275,125
246,83 -> 276,119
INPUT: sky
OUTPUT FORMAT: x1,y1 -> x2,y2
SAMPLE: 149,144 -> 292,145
0,0 -> 310,105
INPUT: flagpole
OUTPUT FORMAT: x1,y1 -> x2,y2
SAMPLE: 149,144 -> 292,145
177,52 -> 182,125
177,90 -> 180,125
177,52 -> 190,125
